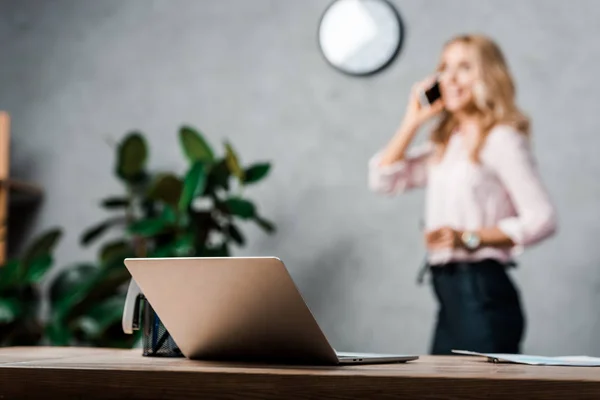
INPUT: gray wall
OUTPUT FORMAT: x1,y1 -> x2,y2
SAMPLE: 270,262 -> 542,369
2,0 -> 600,356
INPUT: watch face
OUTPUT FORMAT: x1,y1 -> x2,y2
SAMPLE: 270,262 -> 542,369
462,232 -> 480,249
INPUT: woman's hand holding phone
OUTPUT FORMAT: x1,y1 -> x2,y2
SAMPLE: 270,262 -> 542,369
378,76 -> 445,167
403,76 -> 444,129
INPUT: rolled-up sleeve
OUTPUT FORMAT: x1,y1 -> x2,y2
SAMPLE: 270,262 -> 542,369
485,127 -> 557,248
368,142 -> 432,195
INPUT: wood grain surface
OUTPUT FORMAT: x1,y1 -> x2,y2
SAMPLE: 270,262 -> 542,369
1,347 -> 599,399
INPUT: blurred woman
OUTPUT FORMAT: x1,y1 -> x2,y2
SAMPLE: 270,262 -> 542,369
369,34 -> 557,354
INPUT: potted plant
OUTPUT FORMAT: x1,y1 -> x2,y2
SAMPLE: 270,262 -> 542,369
47,125 -> 275,349
0,228 -> 62,346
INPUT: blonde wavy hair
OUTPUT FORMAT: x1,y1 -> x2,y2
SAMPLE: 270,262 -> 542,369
431,34 -> 530,161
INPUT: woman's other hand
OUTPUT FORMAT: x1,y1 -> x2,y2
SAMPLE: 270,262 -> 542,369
425,226 -> 460,250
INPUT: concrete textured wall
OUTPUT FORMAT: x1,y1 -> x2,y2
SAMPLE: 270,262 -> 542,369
1,0 -> 599,356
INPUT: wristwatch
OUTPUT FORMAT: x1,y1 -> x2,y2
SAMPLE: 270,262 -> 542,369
461,231 -> 481,251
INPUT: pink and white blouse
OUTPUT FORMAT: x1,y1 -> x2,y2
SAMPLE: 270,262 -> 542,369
369,125 -> 557,265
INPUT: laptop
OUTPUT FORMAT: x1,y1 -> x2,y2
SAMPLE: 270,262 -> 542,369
123,256 -> 418,365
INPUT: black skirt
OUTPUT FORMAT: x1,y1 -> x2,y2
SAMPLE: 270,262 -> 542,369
429,259 -> 525,355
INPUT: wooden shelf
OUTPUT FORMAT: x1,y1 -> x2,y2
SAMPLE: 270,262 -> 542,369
0,112 -> 45,265
1,179 -> 44,206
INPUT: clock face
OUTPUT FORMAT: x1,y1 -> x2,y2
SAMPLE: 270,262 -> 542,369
318,0 -> 404,76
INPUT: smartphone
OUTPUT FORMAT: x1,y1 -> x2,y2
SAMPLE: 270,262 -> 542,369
419,80 -> 441,107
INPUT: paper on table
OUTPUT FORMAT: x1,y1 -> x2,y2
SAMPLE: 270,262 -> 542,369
452,350 -> 600,366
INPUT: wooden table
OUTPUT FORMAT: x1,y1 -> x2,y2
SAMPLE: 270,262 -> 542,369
1,347 -> 599,399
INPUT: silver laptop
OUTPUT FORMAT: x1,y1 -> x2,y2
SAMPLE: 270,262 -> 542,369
124,256 -> 418,365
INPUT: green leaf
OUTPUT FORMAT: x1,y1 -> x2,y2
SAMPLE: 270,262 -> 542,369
73,295 -> 126,340
149,244 -> 174,258
0,297 -> 22,324
125,171 -> 151,188
160,205 -> 177,224
226,224 -> 245,246
0,259 -> 21,290
244,163 -> 271,184
179,162 -> 206,211
46,319 -> 72,346
49,264 -> 97,310
117,132 -> 148,181
22,228 -> 62,268
147,174 -> 183,208
224,142 -> 244,181
128,218 -> 167,237
49,264 -> 131,326
25,254 -> 53,284
206,160 -> 230,191
99,240 -> 132,266
200,243 -> 230,257
179,126 -> 215,164
150,233 -> 194,258
101,197 -> 130,209
254,215 -> 276,234
65,267 -> 131,324
190,211 -> 218,248
174,233 -> 194,255
141,198 -> 158,219
81,217 -> 125,246
224,198 -> 256,219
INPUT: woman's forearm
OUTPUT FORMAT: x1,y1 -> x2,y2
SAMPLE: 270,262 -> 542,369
428,226 -> 515,251
378,120 -> 420,166
476,227 -> 515,248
